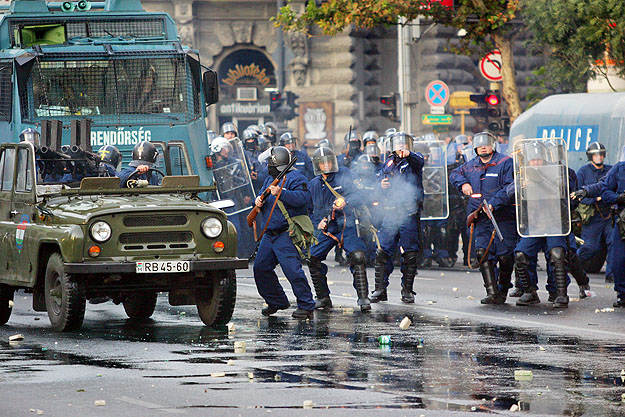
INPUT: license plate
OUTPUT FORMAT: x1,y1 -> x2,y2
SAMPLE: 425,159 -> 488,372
136,261 -> 190,273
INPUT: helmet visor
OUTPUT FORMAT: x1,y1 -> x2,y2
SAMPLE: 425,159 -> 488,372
473,132 -> 495,150
313,153 -> 338,176
391,133 -> 413,152
364,143 -> 380,157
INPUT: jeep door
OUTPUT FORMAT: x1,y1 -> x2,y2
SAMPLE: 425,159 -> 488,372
0,145 -> 17,283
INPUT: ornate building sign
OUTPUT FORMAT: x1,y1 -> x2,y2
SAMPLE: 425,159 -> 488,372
299,102 -> 334,144
218,49 -> 276,98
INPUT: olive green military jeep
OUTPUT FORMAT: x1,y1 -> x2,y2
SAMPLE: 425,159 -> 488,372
0,142 -> 247,331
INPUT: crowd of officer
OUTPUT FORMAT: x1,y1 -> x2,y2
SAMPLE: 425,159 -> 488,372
211,121 -> 625,318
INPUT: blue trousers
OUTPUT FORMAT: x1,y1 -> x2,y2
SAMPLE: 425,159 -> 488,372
474,217 -> 517,259
232,212 -> 256,259
378,213 -> 420,285
516,236 -> 568,290
310,227 -> 366,295
577,216 -> 614,278
422,219 -> 450,259
544,234 -> 573,293
609,226 -> 625,298
253,232 -> 315,310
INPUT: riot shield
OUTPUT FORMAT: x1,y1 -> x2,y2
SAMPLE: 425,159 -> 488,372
211,138 -> 256,216
513,138 -> 570,237
419,140 -> 449,220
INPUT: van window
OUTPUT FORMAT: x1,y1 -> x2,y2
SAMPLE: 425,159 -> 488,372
168,144 -> 189,176
16,148 -> 33,192
0,148 -> 15,191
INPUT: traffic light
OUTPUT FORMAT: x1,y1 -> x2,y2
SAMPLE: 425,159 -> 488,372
285,91 -> 299,120
270,91 -> 299,122
380,93 -> 398,121
269,91 -> 282,113
470,91 -> 504,134
469,93 -> 488,120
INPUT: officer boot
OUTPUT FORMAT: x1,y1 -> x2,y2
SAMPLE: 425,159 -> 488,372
515,252 -> 540,306
568,249 -> 590,298
349,250 -> 371,312
549,247 -> 569,308
508,273 -> 524,297
497,255 -> 515,303
476,248 -> 502,304
436,227 -> 454,268
401,251 -> 419,303
307,256 -> 332,310
370,250 -> 388,303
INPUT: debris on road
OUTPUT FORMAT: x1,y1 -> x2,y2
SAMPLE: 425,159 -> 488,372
227,322 -> 235,333
466,296 -> 476,300
303,400 -> 314,409
378,335 -> 391,345
452,288 -> 458,292
399,316 -> 412,330
94,400 -> 106,406
8,300 -> 14,308
247,372 -> 254,379
514,370 -> 533,381
9,334 -> 23,342
342,307 -> 354,314
227,360 -> 235,366
234,341 -> 246,353
211,372 -> 226,377
595,307 -> 614,313
510,404 -> 519,411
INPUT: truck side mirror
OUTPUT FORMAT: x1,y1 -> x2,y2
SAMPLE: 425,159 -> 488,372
203,69 -> 219,106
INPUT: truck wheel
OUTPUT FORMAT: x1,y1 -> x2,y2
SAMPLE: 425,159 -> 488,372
196,271 -> 236,327
582,247 -> 607,274
123,292 -> 158,320
44,253 -> 86,332
0,284 -> 14,325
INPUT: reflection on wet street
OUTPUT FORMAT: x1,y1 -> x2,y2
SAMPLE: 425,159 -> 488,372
0,292 -> 624,415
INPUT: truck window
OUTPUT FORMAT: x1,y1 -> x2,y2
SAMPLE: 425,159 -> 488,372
0,148 -> 15,192
168,144 -> 189,176
0,62 -> 12,122
16,148 -> 33,193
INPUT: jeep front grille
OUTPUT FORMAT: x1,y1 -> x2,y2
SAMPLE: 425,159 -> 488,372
123,215 -> 188,227
119,231 -> 193,250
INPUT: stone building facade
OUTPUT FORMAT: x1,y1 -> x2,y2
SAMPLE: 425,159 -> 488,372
142,0 -> 537,146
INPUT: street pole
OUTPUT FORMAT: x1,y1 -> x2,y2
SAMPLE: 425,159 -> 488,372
397,17 -> 412,133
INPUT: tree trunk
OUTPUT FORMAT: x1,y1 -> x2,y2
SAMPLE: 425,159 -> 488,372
493,34 -> 522,122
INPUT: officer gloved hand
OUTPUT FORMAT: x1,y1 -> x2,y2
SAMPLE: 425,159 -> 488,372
617,192 -> 625,205
570,189 -> 588,200
255,196 -> 264,208
318,218 -> 328,230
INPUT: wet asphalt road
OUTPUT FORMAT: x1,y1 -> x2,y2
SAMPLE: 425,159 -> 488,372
0,260 -> 624,417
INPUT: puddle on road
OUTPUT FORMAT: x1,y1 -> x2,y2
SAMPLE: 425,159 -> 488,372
0,295 -> 623,414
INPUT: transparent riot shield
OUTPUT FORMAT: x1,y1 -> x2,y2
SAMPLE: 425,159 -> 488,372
419,140 -> 449,220
380,136 -> 392,163
211,138 -> 256,216
513,138 -> 570,237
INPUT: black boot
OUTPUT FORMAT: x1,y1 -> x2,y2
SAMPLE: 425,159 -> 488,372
478,253 -> 502,305
370,250 -> 388,303
515,251 -> 540,306
435,227 -> 454,268
550,247 -> 569,308
334,247 -> 347,266
497,255 -> 514,303
401,251 -> 419,303
568,249 -> 589,287
349,251 -> 371,312
307,256 -> 332,310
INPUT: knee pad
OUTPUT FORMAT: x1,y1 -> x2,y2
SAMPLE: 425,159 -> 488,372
348,250 -> 367,266
514,251 -> 530,266
499,255 -> 514,270
402,251 -> 419,265
375,250 -> 389,263
548,247 -> 567,265
307,255 -> 323,270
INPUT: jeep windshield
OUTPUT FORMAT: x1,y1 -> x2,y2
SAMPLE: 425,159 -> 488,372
20,54 -> 201,125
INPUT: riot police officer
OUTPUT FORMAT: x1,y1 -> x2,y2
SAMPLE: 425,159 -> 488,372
263,122 -> 278,145
370,131 -> 424,304
308,147 -> 371,312
242,128 -> 266,193
338,131 -> 363,168
221,122 -> 238,140
119,141 -> 161,188
316,139 -> 334,151
97,145 -> 122,177
363,131 -> 379,147
253,146 -> 316,319
450,132 -> 517,304
280,132 -> 314,180
576,142 -> 614,283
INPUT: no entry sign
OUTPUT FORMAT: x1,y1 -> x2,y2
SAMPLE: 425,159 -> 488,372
425,80 -> 450,107
480,50 -> 503,81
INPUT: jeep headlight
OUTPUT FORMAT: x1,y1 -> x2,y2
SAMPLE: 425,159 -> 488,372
90,221 -> 112,243
202,218 -> 222,238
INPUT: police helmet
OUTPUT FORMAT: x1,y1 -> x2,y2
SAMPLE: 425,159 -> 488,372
544,139 -> 565,163
19,128 -> 40,147
363,130 -> 379,145
524,141 -> 548,164
424,133 -> 439,142
384,127 -> 397,137
97,145 -> 122,171
586,142 -> 606,161
242,128 -> 259,150
247,124 -> 262,136
259,146 -> 292,171
207,130 -> 217,142
221,122 -> 238,136
279,132 -> 297,146
472,132 -> 496,154
130,141 -> 159,167
455,134 -> 469,145
210,136 -> 233,154
312,146 -> 339,176
391,131 -> 413,153
364,143 -> 380,158
353,154 -> 375,176
315,138 -> 333,150
344,131 -> 361,147
413,142 -> 431,158
258,135 -> 270,152
263,122 -> 278,143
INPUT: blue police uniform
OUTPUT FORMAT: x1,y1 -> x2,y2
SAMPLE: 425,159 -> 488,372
352,161 -> 384,264
576,162 -> 614,280
370,151 -> 424,303
119,166 -> 161,188
599,162 -> 625,304
253,169 -> 316,311
337,150 -> 363,169
292,149 -> 314,181
308,166 -> 370,309
449,151 -> 517,302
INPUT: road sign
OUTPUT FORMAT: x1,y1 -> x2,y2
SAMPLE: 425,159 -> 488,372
425,80 -> 450,107
430,106 -> 445,115
449,91 -> 478,109
480,50 -> 503,81
422,114 -> 452,125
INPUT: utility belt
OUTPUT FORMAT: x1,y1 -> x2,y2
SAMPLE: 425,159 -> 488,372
267,225 -> 289,236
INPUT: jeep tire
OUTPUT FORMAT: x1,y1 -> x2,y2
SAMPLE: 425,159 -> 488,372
195,271 -> 236,327
0,284 -> 14,325
44,253 -> 86,331
123,292 -> 158,320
